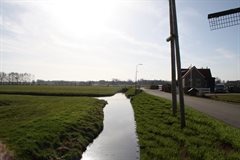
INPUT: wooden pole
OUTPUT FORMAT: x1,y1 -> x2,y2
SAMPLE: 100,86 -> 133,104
170,0 -> 186,128
168,0 -> 177,116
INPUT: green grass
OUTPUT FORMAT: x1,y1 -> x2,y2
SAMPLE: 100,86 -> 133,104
125,87 -> 136,98
124,86 -> 143,98
206,94 -> 240,104
0,85 -> 121,97
0,94 -> 107,160
130,92 -> 240,160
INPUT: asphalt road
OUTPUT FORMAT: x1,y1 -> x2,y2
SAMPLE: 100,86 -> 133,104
144,89 -> 240,128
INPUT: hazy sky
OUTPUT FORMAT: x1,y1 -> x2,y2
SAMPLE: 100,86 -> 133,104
1,0 -> 239,81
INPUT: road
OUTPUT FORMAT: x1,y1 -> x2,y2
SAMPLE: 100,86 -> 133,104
144,89 -> 240,128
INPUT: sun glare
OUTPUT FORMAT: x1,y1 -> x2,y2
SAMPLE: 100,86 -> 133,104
50,0 -> 119,38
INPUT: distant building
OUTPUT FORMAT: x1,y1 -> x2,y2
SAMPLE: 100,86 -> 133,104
226,80 -> 240,93
181,66 -> 215,93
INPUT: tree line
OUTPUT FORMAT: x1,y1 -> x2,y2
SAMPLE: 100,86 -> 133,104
35,79 -> 169,86
0,72 -> 34,85
0,71 -> 170,86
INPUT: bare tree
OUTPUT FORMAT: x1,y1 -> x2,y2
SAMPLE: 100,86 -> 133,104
0,72 -> 34,85
0,72 -> 7,84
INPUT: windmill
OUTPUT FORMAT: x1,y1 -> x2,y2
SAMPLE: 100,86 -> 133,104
208,7 -> 240,30
208,7 -> 240,84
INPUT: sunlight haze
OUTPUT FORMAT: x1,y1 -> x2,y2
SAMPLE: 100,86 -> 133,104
0,0 -> 239,81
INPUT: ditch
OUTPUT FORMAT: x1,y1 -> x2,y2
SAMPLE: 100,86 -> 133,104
81,93 -> 139,160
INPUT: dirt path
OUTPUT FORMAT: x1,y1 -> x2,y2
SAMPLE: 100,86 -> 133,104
144,89 -> 240,128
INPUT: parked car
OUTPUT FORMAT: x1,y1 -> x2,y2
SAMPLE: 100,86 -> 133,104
215,84 -> 226,93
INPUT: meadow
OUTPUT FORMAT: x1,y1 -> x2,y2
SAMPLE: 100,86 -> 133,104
0,85 -> 121,97
0,94 -> 107,159
130,91 -> 240,160
0,85 -> 122,159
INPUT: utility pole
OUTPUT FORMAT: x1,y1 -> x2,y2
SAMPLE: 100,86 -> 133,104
167,0 -> 177,116
168,0 -> 186,128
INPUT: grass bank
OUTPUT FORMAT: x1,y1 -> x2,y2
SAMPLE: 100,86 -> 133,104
205,94 -> 240,104
0,85 -> 121,97
130,92 -> 240,160
0,94 -> 107,160
125,87 -> 136,98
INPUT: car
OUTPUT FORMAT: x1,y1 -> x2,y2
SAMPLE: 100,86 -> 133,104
215,84 -> 226,93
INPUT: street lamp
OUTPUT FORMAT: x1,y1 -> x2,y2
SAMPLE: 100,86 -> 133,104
135,64 -> 143,94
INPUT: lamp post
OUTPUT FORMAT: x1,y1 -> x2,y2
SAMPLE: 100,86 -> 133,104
135,64 -> 143,94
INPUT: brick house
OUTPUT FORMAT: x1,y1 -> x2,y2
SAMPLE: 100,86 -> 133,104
181,66 -> 215,93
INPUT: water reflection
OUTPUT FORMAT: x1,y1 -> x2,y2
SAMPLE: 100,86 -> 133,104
81,93 -> 139,160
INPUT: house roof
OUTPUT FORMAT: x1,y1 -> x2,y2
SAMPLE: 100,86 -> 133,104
181,66 -> 213,79
198,69 -> 212,79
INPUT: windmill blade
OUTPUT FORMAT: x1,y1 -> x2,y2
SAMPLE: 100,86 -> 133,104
208,7 -> 240,30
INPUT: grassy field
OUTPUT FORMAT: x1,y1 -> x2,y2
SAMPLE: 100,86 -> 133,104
0,85 -> 121,97
206,94 -> 240,104
0,94 -> 107,160
130,92 -> 240,160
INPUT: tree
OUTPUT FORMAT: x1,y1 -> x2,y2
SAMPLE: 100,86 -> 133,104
215,77 -> 222,84
0,72 -> 34,85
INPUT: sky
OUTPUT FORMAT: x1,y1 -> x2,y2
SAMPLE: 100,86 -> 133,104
0,0 -> 239,81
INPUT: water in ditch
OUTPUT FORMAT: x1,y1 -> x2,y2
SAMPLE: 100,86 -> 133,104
81,93 -> 139,160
